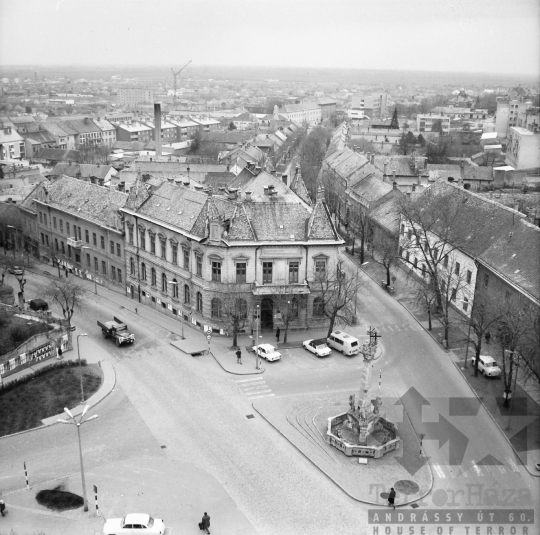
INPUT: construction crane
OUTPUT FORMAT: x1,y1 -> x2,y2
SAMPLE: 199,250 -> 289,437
171,60 -> 192,110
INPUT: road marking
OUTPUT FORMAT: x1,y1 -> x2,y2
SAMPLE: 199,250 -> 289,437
235,377 -> 264,383
249,393 -> 275,400
497,465 -> 507,474
506,457 -> 520,473
243,385 -> 272,392
432,463 -> 446,479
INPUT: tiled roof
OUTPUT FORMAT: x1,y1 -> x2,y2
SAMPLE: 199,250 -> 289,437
50,163 -> 113,180
125,176 -> 150,211
290,172 -> 312,206
228,202 -> 256,241
33,148 -> 81,162
462,166 -> 494,181
64,119 -> 101,134
46,176 -> 127,225
199,131 -> 254,143
374,155 -> 428,177
244,202 -> 311,241
370,190 -> 402,234
351,176 -> 392,202
135,182 -> 213,237
479,218 -> 540,301
307,199 -> 338,240
415,179 -> 527,258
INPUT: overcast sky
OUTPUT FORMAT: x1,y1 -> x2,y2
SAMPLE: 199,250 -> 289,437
0,0 -> 538,77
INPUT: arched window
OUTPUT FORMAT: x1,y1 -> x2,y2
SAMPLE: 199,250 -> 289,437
197,291 -> 203,312
130,257 -> 135,276
211,298 -> 222,318
236,298 -> 247,319
162,273 -> 167,292
291,297 -> 299,319
151,267 -> 156,286
172,278 -> 178,298
141,262 -> 147,281
313,297 -> 324,317
184,284 -> 190,304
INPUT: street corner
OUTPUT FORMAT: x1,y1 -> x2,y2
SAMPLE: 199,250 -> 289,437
252,390 -> 432,506
212,347 -> 266,375
82,457 -> 257,535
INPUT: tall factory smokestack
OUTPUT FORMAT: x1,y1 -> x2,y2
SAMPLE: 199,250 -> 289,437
154,102 -> 162,157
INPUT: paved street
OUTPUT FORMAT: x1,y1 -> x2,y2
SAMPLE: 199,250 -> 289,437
1,263 -> 539,534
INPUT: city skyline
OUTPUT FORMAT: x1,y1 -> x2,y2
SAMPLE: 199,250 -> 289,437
0,0 -> 539,78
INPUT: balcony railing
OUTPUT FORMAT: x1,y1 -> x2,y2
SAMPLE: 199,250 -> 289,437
67,237 -> 83,248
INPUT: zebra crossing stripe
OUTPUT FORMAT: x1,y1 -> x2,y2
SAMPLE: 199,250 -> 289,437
249,393 -> 275,400
432,463 -> 446,479
506,457 -> 520,472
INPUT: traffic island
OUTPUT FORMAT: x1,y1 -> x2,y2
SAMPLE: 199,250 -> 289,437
253,389 -> 432,506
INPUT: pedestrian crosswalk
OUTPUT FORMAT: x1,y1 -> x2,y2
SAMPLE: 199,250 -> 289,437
234,376 -> 275,400
381,321 -> 424,334
431,458 -> 519,481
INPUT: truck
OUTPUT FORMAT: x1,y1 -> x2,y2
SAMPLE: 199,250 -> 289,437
97,316 -> 135,347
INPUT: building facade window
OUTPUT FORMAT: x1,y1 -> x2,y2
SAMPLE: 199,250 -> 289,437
150,234 -> 156,254
263,262 -> 273,284
196,255 -> 203,277
85,229 -> 89,243
101,236 -> 105,249
483,274 -> 489,288
110,240 -> 115,254
463,297 -> 469,311
118,269 -> 122,284
141,263 -> 147,280
93,232 -> 97,246
128,226 -> 134,245
466,270 -> 472,284
455,262 -> 460,275
443,255 -> 449,268
160,238 -> 166,259
86,253 -> 91,267
313,297 -> 324,316
212,261 -> 221,282
197,291 -> 203,312
102,261 -> 107,275
211,298 -> 222,318
151,268 -> 157,286
130,257 -> 135,275
60,219 -> 63,232
236,262 -> 246,283
184,284 -> 190,304
289,261 -> 299,283
94,257 -> 98,271
66,222 -> 70,235
53,217 -> 57,229
315,260 -> 326,276
117,243 -> 121,257
183,249 -> 189,270
451,288 -> 457,301
111,266 -> 116,281
161,273 -> 167,292
140,229 -> 146,250
172,244 -> 178,265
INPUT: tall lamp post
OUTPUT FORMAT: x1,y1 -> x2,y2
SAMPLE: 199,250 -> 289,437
168,280 -> 185,339
81,247 -> 97,294
506,350 -> 521,430
57,405 -> 98,512
76,334 -> 88,403
249,304 -> 262,370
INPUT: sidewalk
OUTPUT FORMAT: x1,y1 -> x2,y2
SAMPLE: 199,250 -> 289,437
345,250 -> 540,477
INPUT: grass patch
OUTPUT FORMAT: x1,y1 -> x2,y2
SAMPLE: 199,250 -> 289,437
36,484 -> 83,511
0,311 -> 53,354
0,362 -> 103,437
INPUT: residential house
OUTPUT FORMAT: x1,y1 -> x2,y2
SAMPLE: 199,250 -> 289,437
349,93 -> 388,120
278,101 -> 321,126
64,118 -> 103,146
416,114 -> 451,134
116,122 -> 153,143
0,124 -> 25,160
317,97 -> 337,120
49,162 -> 117,184
116,88 -> 153,106
505,127 -> 540,170
232,112 -> 257,131
94,118 -> 117,147
31,177 -> 128,293
143,119 -> 178,145
494,99 -> 533,136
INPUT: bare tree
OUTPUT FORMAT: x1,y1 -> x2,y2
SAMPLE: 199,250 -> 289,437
372,232 -> 400,288
347,197 -> 372,265
43,279 -> 86,327
273,288 -> 301,344
310,261 -> 364,337
219,287 -> 250,348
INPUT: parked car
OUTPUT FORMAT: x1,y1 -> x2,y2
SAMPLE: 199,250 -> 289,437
8,266 -> 24,276
103,513 -> 165,535
29,298 -> 49,312
303,338 -> 331,357
327,330 -> 360,356
253,343 -> 281,362
470,355 -> 502,377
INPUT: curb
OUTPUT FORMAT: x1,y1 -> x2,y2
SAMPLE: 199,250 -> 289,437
0,360 -> 116,440
252,399 -> 433,507
210,351 -> 266,376
453,361 -> 540,478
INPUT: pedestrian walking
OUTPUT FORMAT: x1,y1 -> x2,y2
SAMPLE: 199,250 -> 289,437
236,348 -> 242,364
199,511 -> 210,533
0,500 -> 6,516
135,307 -> 138,315
388,488 -> 396,509
276,327 -> 281,343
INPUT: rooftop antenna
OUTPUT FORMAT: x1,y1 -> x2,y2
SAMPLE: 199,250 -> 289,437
171,60 -> 192,110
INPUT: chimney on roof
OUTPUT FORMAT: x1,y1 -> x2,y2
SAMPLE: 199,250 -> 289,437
154,102 -> 162,157
392,168 -> 396,182
98,178 -> 104,186
90,176 -> 96,184
393,181 -> 397,190
118,181 -> 125,192
370,153 -> 375,165
84,117 -> 89,124
245,190 -> 252,201
227,188 -> 238,200
448,177 -> 455,182
412,183 -> 416,192
316,186 -> 325,203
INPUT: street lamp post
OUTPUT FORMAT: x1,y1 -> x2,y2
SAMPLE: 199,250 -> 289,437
57,405 -> 98,512
506,351 -> 520,430
76,334 -> 88,404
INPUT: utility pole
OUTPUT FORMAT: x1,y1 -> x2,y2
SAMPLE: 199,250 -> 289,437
171,60 -> 192,110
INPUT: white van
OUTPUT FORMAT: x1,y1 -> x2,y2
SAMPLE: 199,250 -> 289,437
327,330 -> 360,356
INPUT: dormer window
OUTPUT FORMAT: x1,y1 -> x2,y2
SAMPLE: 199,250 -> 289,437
210,223 -> 220,240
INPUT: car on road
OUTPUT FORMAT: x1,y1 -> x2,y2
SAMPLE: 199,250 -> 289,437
303,338 -> 332,357
8,266 -> 24,276
253,343 -> 281,361
103,513 -> 165,535
470,355 -> 502,377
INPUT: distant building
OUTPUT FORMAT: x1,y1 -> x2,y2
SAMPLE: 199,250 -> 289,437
117,88 -> 154,106
317,97 -> 337,120
94,118 -> 117,147
416,114 -> 451,134
0,124 -> 25,160
516,107 -> 540,133
278,101 -> 321,126
494,99 -> 533,136
350,93 -> 388,120
105,112 -> 135,124
116,122 -> 153,143
505,127 -> 540,170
